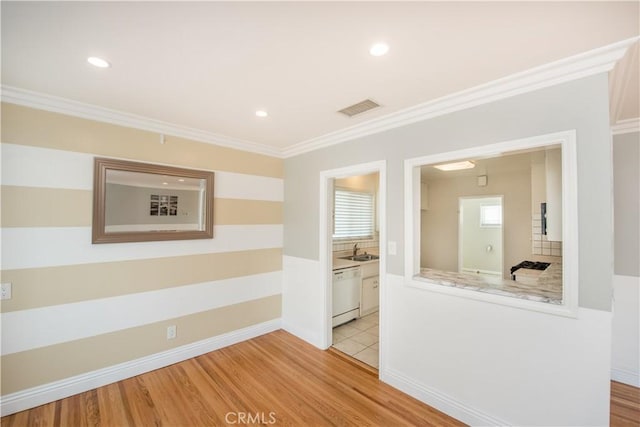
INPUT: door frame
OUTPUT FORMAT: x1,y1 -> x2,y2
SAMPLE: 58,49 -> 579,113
319,160 -> 387,366
458,195 -> 504,276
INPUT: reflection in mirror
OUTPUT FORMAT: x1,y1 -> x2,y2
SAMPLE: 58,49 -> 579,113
93,158 -> 214,243
419,145 -> 563,304
105,170 -> 206,232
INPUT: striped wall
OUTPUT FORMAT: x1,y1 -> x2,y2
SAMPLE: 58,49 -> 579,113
0,103 -> 283,399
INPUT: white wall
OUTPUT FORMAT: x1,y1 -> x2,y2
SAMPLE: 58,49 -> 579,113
284,74 -> 615,425
612,275 -> 640,386
382,274 -> 612,426
611,131 -> 640,387
281,255 -> 324,348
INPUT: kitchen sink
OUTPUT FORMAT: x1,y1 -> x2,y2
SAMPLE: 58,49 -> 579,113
338,254 -> 379,262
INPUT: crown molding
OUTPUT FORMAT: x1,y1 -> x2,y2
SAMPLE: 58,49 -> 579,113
0,86 -> 283,158
2,37 -> 638,159
611,118 -> 640,135
609,41 -> 638,124
283,36 -> 639,158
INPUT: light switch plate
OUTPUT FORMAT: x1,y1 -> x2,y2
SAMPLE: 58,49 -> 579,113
388,241 -> 397,256
1,283 -> 12,300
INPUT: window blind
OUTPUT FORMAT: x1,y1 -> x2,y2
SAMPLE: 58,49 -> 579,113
334,189 -> 374,239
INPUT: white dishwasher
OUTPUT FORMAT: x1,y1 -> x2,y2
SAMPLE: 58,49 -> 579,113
332,266 -> 361,327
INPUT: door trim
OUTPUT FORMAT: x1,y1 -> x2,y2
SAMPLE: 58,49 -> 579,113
319,160 -> 387,369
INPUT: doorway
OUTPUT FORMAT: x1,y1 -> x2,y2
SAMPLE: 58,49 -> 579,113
458,196 -> 504,278
319,161 -> 386,372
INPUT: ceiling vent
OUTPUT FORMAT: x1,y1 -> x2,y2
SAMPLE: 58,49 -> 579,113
338,99 -> 380,117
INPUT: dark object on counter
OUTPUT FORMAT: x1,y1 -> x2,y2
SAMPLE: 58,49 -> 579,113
510,260 -> 551,280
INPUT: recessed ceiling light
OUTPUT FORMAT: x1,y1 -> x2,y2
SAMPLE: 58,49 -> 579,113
433,161 -> 476,171
178,178 -> 185,182
369,43 -> 389,57
162,182 -> 169,185
87,56 -> 110,68
255,110 -> 268,118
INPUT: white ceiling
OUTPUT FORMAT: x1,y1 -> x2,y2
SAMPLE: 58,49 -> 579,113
2,2 -> 639,154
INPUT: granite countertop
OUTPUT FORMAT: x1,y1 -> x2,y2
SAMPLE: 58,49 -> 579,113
417,263 -> 562,304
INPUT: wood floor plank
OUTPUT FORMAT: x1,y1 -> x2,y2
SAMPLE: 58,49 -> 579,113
611,381 -> 640,427
117,376 -> 162,426
2,330 -> 638,426
95,382 -> 132,427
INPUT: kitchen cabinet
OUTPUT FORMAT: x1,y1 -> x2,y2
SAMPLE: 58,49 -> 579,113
360,261 -> 379,316
361,276 -> 379,316
360,261 -> 379,279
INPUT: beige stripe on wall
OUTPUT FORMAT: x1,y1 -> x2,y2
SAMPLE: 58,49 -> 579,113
0,248 -> 282,313
1,103 -> 283,178
214,198 -> 282,225
0,294 -> 281,395
1,186 -> 93,227
1,102 -> 285,398
0,186 -> 282,228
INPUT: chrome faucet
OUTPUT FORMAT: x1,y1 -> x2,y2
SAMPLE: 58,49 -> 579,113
353,243 -> 359,257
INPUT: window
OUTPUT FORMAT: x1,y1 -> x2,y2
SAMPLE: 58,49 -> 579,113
333,189 -> 374,240
480,204 -> 502,227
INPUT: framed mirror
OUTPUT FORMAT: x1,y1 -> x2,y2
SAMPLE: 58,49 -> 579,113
92,158 -> 214,244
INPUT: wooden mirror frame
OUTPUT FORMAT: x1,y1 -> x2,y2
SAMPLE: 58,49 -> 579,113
92,157 -> 214,244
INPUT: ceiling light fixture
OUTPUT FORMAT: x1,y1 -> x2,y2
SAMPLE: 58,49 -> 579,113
255,110 -> 268,118
433,161 -> 476,171
87,56 -> 111,68
369,43 -> 389,57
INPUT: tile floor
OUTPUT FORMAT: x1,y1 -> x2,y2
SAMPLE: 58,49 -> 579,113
332,311 -> 379,368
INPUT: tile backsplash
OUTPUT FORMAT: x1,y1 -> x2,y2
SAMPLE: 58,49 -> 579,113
333,236 -> 379,252
532,213 -> 562,256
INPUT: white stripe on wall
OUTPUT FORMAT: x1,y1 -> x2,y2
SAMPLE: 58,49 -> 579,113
0,143 -> 283,201
214,170 -> 283,201
1,224 -> 283,270
1,271 -> 282,355
1,143 -> 93,189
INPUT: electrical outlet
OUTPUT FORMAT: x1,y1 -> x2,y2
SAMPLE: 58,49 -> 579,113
166,325 -> 177,340
1,283 -> 12,300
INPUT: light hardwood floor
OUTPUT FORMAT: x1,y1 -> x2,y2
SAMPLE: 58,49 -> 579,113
1,330 -> 462,426
1,330 -> 638,426
611,380 -> 640,426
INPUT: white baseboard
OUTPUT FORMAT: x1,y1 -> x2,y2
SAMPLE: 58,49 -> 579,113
380,367 -> 509,426
612,368 -> 640,388
0,319 -> 281,416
